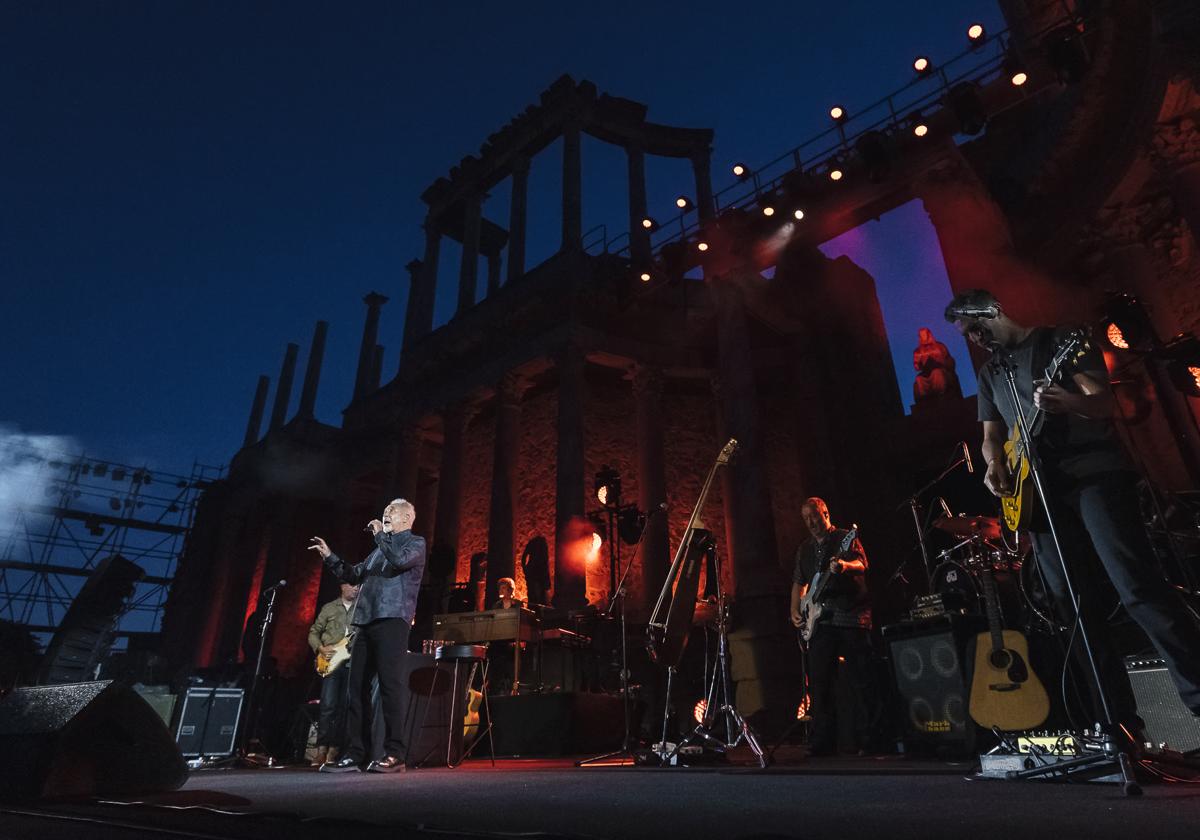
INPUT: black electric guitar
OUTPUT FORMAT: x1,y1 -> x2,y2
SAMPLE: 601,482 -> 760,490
796,525 -> 860,643
968,564 -> 1049,731
1000,328 -> 1089,531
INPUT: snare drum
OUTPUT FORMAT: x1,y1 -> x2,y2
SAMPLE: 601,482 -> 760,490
930,559 -> 1024,623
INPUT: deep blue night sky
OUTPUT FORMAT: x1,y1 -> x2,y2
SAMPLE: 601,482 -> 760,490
2,1 -> 1002,472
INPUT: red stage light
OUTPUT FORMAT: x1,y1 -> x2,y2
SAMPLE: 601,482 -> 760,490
694,698 -> 708,724
1106,323 -> 1130,350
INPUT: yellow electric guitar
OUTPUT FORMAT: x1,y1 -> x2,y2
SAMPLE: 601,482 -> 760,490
969,564 -> 1049,731
315,631 -> 354,678
1000,329 -> 1089,531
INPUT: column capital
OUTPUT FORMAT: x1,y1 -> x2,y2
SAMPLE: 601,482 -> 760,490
510,154 -> 531,175
630,363 -> 664,399
405,259 -> 423,277
363,290 -> 389,308
497,371 -> 528,407
442,401 -> 478,434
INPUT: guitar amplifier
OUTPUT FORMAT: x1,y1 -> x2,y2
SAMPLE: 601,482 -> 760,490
1126,657 -> 1200,752
173,687 -> 244,757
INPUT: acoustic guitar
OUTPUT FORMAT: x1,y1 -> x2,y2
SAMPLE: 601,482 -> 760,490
1000,329 -> 1089,531
968,564 -> 1049,731
796,525 -> 859,643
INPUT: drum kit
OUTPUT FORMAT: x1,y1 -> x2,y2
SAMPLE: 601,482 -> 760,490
922,514 -> 1044,626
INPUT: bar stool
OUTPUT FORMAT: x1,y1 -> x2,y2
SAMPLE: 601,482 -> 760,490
410,644 -> 493,768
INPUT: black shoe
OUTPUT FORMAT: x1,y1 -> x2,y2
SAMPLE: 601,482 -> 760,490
366,756 -> 406,773
320,756 -> 361,773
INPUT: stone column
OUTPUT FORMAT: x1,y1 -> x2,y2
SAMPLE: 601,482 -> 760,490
508,155 -> 530,283
711,272 -> 798,727
562,122 -> 583,251
632,363 -> 669,608
627,145 -> 651,267
916,149 -> 1065,325
354,292 -> 388,399
554,344 -> 587,609
1152,116 -> 1200,246
402,218 -> 441,350
486,373 -> 524,605
369,344 -> 384,392
458,194 -> 483,315
692,151 -> 715,222
486,252 -> 502,296
433,404 -> 471,586
269,343 -> 298,431
297,320 -> 328,419
243,375 -> 270,447
393,426 -> 423,503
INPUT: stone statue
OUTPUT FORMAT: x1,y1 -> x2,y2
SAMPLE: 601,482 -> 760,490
912,327 -> 962,402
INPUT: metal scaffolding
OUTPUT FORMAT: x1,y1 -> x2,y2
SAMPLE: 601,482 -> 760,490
0,440 -> 224,647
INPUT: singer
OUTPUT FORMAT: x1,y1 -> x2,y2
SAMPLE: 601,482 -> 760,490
308,498 -> 426,773
946,288 -> 1200,732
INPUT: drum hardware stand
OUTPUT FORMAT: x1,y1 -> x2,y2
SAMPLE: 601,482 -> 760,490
987,349 -> 1141,795
898,442 -> 973,590
577,505 -> 656,767
664,546 -> 766,768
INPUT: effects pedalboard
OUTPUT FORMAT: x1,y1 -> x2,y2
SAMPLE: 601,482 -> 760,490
977,729 -> 1119,782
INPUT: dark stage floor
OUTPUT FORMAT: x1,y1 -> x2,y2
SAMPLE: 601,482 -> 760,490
2,753 -> 1199,840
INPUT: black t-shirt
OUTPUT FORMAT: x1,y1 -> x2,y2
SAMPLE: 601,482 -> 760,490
976,326 -> 1128,477
792,528 -> 871,630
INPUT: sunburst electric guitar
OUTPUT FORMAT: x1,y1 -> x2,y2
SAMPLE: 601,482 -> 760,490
1000,329 -> 1089,531
315,631 -> 354,678
797,525 -> 859,643
969,565 -> 1049,730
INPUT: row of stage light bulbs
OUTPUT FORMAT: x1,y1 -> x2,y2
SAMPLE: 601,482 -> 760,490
635,22 -> 1021,281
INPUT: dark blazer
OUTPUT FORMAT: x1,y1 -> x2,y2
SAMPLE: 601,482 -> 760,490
324,530 -> 426,626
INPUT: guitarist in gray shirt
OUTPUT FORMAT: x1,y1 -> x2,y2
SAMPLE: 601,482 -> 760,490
790,497 -> 877,756
947,288 -> 1200,736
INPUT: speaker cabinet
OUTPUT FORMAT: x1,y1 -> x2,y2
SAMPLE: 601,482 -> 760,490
0,680 -> 188,799
883,616 -> 980,757
174,687 -> 244,757
1126,657 -> 1200,752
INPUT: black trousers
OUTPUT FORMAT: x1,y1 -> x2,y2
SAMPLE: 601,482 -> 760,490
345,618 -> 411,761
316,664 -> 349,747
807,624 -> 877,751
1029,469 -> 1200,722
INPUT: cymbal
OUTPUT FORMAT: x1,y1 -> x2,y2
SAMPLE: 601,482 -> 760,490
932,514 -> 1002,541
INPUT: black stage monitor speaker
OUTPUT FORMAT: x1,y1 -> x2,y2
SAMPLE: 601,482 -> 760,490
884,617 -> 979,757
174,687 -> 244,757
0,680 -> 188,799
1126,657 -> 1200,752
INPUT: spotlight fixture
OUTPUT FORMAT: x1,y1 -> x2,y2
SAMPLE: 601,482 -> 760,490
676,195 -> 693,210
1045,25 -> 1090,84
639,271 -> 652,283
913,55 -> 933,76
793,209 -> 805,220
829,165 -> 844,181
594,465 -> 621,507
758,192 -> 777,216
908,110 -> 929,137
641,217 -> 659,231
694,698 -> 709,725
946,82 -> 988,135
829,105 -> 846,122
732,163 -> 750,180
697,241 -> 709,252
967,23 -> 986,46
1099,293 -> 1155,352
1005,55 -> 1029,86
617,506 -> 646,545
855,130 -> 892,183
1164,334 -> 1200,398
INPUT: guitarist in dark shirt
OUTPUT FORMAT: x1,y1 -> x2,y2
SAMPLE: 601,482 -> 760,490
790,497 -> 877,755
946,289 -> 1200,733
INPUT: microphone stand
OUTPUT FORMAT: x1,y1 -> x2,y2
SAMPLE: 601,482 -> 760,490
987,349 -> 1141,795
237,584 -> 282,768
577,505 -> 655,767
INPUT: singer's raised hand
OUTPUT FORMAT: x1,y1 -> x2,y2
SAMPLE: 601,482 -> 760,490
367,519 -> 384,535
309,536 -> 331,558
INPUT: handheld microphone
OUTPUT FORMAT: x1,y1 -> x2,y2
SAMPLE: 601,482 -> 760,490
961,441 -> 974,474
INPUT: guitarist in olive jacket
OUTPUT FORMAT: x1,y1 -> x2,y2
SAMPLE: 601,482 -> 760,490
947,289 -> 1200,734
790,497 -> 877,756
307,582 -> 359,765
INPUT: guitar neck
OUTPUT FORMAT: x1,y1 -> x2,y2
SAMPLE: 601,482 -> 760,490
979,568 -> 1005,651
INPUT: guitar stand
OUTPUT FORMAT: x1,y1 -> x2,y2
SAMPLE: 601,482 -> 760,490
986,349 -> 1141,796
665,556 -> 766,769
